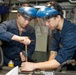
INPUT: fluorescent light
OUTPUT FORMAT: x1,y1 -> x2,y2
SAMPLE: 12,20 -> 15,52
18,0 -> 27,2
69,0 -> 76,3
11,10 -> 17,12
34,5 -> 45,8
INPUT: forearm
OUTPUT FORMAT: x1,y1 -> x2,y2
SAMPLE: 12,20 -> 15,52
20,59 -> 60,71
11,35 -> 20,41
49,51 -> 57,60
11,35 -> 31,45
34,59 -> 60,70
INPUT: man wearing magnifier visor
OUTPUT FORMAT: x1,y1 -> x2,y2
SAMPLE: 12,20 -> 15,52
0,7 -> 37,66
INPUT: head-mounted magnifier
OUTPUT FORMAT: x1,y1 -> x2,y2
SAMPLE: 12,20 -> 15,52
18,7 -> 37,21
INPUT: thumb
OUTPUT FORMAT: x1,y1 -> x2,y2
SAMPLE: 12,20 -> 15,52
20,52 -> 26,62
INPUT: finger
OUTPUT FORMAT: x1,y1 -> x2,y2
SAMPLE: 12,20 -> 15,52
20,52 -> 26,61
20,52 -> 22,60
21,63 -> 24,67
20,52 -> 22,59
25,37 -> 29,39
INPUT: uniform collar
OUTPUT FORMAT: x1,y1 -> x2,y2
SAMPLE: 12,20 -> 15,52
60,19 -> 69,37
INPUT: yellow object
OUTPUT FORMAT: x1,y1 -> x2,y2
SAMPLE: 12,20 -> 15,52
8,60 -> 14,68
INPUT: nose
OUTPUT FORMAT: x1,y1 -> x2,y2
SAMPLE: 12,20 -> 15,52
25,19 -> 29,23
24,20 -> 29,25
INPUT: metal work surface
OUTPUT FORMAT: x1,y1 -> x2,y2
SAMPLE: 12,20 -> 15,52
19,71 -> 76,75
55,71 -> 76,75
0,66 -> 76,75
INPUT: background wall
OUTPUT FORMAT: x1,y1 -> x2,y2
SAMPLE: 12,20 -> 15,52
0,2 -> 76,52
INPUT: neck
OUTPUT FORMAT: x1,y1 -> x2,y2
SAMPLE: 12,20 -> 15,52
57,18 -> 64,31
17,20 -> 24,31
17,20 -> 24,35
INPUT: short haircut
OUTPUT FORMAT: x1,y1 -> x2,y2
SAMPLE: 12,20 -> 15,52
47,1 -> 63,18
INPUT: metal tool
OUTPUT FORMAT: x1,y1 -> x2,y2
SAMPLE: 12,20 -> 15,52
22,40 -> 34,62
22,45 -> 28,62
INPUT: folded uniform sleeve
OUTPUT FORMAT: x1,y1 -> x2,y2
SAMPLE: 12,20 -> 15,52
0,22 -> 14,42
55,31 -> 76,64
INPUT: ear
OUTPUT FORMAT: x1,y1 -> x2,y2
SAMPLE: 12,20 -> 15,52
56,15 -> 61,20
17,13 -> 21,17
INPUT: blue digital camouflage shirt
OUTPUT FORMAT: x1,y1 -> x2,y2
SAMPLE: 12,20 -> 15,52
50,19 -> 76,64
0,19 -> 36,66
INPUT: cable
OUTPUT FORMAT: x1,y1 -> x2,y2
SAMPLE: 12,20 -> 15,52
56,59 -> 75,72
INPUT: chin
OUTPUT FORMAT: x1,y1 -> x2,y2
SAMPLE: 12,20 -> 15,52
50,28 -> 55,30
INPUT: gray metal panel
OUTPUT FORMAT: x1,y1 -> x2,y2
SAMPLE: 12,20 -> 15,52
55,72 -> 76,75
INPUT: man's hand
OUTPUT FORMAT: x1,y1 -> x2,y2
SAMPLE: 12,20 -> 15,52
20,52 -> 34,71
20,62 -> 34,71
11,35 -> 31,45
19,36 -> 31,45
20,52 -> 26,62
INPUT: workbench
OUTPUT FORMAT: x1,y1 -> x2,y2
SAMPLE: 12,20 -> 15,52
0,66 -> 13,75
0,66 -> 76,75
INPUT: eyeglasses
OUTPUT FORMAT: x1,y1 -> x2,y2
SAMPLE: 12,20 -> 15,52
23,15 -> 33,21
21,13 -> 33,21
44,14 -> 57,20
